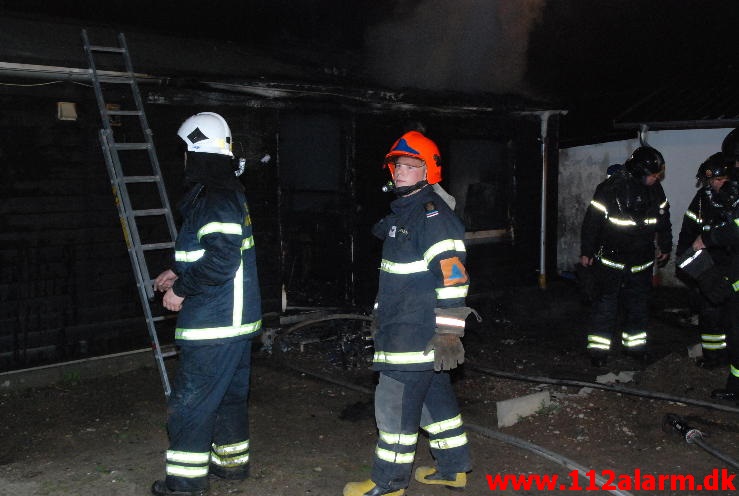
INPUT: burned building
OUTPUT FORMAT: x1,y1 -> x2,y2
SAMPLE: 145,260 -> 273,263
0,16 -> 563,372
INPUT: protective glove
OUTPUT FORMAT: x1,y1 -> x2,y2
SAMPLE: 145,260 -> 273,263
696,266 -> 732,305
424,333 -> 465,371
433,306 -> 481,335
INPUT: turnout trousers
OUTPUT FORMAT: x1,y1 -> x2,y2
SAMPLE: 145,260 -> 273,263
698,291 -> 729,364
724,290 -> 739,393
165,339 -> 252,492
370,369 -> 471,492
586,261 -> 651,356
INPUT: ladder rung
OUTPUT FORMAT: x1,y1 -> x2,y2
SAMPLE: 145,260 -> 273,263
161,349 -> 179,358
115,143 -> 152,150
133,208 -> 169,216
142,242 -> 176,251
108,110 -> 142,116
151,315 -> 178,323
89,45 -> 126,53
123,175 -> 160,183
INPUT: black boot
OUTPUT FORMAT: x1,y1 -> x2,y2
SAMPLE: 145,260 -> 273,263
151,480 -> 207,496
209,463 -> 249,480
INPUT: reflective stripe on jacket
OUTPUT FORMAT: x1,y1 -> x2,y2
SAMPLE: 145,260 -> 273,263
172,185 -> 262,341
372,186 -> 469,371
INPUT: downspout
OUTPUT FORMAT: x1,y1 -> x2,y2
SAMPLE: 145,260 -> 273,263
516,110 -> 567,289
537,112 -> 551,289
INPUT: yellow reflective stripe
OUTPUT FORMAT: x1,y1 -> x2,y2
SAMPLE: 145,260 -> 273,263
588,335 -> 611,345
598,256 -> 625,270
590,200 -> 607,213
587,335 -> 610,350
630,261 -> 653,273
435,316 -> 465,329
242,236 -> 255,250
703,342 -> 727,350
621,331 -> 647,347
373,350 -> 434,365
423,239 -> 466,264
701,333 -> 726,342
608,217 -> 637,226
211,453 -> 250,467
684,210 -> 701,223
233,261 -> 244,326
197,222 -> 242,240
175,250 -> 205,262
734,218 -> 739,227
212,440 -> 249,455
644,218 -> 657,225
423,414 -> 463,435
380,259 -> 428,274
436,285 -> 468,299
379,430 -> 418,446
731,365 -> 739,378
598,256 -> 652,272
733,280 -> 739,292
166,450 -> 210,464
166,464 -> 209,478
660,200 -> 669,209
375,446 -> 415,464
176,320 -> 262,340
429,432 -> 468,450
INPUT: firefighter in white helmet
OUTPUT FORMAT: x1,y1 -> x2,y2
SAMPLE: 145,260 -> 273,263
344,130 -> 476,496
151,112 -> 262,496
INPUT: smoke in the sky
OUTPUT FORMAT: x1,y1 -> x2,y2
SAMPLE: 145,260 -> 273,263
365,0 -> 545,96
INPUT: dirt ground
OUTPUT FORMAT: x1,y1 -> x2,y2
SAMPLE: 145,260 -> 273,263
1,280 -> 737,496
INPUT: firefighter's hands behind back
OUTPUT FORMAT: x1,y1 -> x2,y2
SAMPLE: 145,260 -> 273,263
154,269 -> 178,292
424,333 -> 465,371
163,288 -> 184,312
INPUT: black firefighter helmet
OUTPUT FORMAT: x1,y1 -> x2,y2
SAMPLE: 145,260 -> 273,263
722,128 -> 739,162
696,152 -> 731,182
624,146 -> 665,179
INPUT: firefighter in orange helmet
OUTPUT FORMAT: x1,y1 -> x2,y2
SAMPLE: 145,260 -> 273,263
344,130 -> 476,496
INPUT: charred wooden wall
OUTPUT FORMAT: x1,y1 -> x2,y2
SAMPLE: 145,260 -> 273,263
0,83 -> 282,372
0,79 -> 558,372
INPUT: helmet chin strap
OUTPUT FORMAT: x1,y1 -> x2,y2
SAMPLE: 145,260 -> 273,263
394,180 -> 428,197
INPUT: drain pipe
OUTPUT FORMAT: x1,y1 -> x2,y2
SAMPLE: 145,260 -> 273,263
275,360 -> 632,496
468,364 -> 739,414
515,110 -> 568,289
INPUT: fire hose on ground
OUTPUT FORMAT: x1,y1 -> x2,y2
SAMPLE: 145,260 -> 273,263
663,414 -> 739,470
468,364 -> 739,414
278,362 -> 635,496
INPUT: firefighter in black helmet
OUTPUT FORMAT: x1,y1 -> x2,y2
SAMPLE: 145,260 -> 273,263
692,160 -> 739,402
676,153 -> 732,368
580,146 -> 672,367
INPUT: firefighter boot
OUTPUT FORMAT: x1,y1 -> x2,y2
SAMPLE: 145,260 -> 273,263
151,480 -> 207,496
414,466 -> 467,489
209,463 -> 249,480
343,479 -> 405,496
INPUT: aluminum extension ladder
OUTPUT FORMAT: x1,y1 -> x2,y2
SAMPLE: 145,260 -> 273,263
81,29 -> 178,398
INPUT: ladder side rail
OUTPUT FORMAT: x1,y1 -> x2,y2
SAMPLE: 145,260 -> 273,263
99,130 -> 172,398
118,33 -> 179,243
82,30 -> 115,138
100,129 -> 156,300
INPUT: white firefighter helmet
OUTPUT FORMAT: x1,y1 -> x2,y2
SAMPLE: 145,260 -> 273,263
177,112 -> 233,156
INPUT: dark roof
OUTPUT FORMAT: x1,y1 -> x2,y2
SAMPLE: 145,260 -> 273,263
613,66 -> 739,130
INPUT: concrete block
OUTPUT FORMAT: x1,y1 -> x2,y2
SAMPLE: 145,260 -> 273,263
687,343 -> 703,359
496,390 -> 550,428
